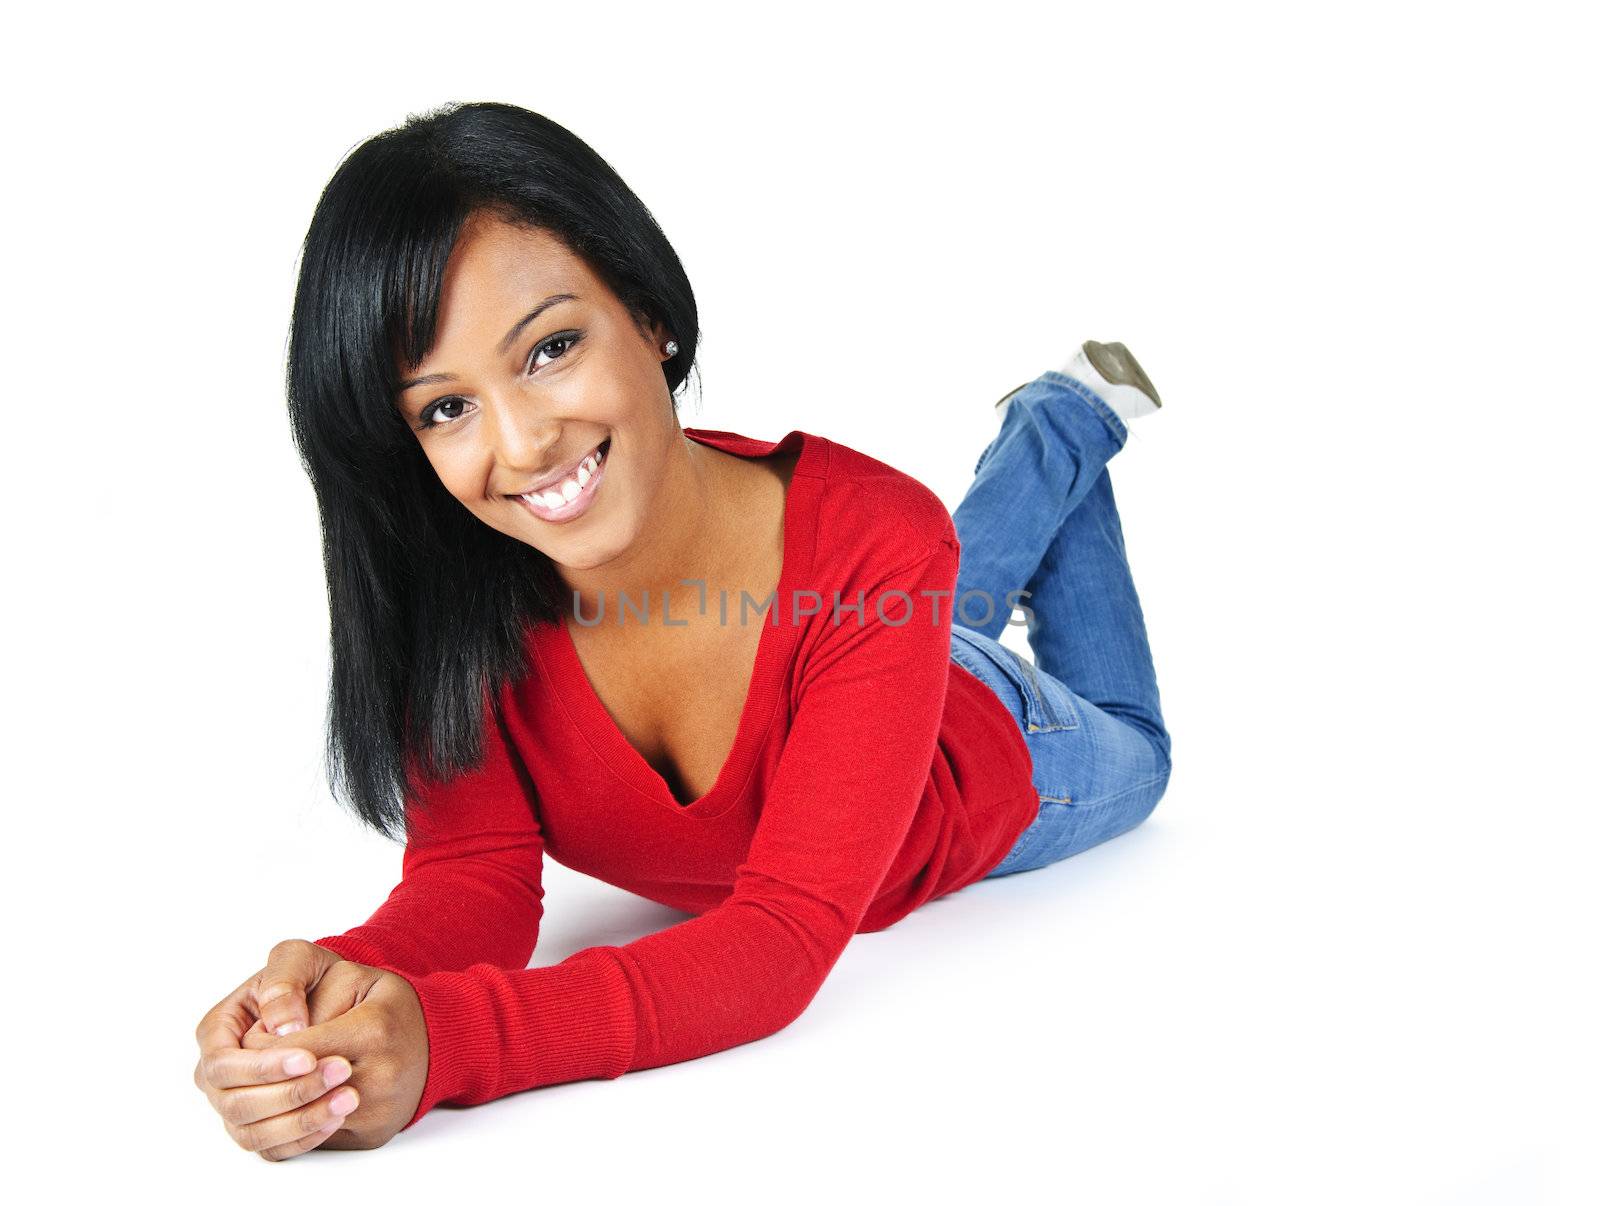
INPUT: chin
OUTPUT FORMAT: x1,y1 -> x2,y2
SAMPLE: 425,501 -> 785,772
536,514 -> 638,575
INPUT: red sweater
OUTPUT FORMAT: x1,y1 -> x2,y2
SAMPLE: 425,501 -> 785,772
314,427 -> 1039,1129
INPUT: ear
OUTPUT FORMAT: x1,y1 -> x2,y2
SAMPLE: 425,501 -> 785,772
630,308 -> 671,357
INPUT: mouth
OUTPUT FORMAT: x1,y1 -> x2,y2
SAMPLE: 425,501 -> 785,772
510,437 -> 610,523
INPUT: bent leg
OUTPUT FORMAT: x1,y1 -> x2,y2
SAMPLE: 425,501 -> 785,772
952,371 -> 1129,640
948,370 -> 1173,879
1025,467 -> 1168,762
953,370 -> 1167,762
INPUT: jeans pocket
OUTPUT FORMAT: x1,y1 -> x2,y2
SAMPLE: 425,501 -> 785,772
950,625 -> 1080,736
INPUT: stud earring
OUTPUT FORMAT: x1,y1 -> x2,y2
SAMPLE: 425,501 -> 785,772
663,340 -> 679,357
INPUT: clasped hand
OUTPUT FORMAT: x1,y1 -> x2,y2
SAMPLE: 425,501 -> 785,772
192,940 -> 429,1159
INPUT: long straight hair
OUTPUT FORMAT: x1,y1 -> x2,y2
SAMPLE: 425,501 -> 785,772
285,101 -> 700,840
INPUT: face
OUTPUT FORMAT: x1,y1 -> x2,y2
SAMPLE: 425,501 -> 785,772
393,211 -> 677,572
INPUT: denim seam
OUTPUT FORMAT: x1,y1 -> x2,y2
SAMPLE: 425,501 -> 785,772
1020,666 -> 1080,731
989,641 -> 1080,733
1048,774 -> 1168,812
1039,369 -> 1130,446
1028,723 -> 1077,733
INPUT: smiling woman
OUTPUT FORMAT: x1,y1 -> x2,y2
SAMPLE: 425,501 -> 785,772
282,105 -> 707,841
191,100 -> 1172,1160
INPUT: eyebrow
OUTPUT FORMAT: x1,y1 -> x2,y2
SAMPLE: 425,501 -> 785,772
395,293 -> 580,394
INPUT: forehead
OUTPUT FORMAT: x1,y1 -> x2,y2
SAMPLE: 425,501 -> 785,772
427,215 -> 604,344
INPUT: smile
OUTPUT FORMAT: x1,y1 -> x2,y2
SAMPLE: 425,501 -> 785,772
512,437 -> 609,523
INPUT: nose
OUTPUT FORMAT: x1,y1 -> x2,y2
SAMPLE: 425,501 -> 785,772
481,391 -> 560,479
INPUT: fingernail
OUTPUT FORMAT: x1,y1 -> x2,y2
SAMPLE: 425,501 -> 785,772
322,1059 -> 351,1088
330,1088 -> 358,1115
275,1022 -> 305,1036
284,1051 -> 314,1076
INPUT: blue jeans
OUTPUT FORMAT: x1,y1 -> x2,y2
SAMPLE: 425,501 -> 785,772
948,370 -> 1173,879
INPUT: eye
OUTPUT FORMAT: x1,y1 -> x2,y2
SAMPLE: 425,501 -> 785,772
415,395 -> 471,430
527,329 -> 582,373
413,330 -> 585,431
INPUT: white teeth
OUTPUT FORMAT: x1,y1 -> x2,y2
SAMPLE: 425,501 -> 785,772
521,442 -> 606,510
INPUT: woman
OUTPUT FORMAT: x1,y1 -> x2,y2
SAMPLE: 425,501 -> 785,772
192,101 -> 1173,1159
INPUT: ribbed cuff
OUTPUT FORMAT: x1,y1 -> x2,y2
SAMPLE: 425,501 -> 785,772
311,933 -> 408,975
400,949 -> 638,1130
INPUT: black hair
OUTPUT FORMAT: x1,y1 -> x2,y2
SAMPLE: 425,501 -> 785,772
285,101 -> 701,840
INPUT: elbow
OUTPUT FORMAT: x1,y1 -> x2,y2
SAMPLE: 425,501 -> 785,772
486,895 -> 544,971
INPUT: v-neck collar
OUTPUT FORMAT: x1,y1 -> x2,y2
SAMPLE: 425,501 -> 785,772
531,427 -> 824,818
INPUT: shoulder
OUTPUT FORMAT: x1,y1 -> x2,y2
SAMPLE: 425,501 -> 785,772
807,434 -> 957,580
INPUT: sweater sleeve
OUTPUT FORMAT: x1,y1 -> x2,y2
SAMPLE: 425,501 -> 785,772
311,694 -> 546,980
391,527 -> 960,1130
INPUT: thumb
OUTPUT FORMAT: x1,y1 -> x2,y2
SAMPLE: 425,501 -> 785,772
251,940 -> 340,1037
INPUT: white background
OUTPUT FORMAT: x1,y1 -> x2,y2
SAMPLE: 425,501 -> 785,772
6,1 -> 1595,1201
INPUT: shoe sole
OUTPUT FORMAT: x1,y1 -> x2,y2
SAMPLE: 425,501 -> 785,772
1082,340 -> 1162,408
992,341 -> 1163,414
992,381 -> 1031,411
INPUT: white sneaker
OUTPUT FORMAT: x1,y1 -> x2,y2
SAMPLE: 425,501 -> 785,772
1062,340 -> 1162,425
994,340 -> 1163,427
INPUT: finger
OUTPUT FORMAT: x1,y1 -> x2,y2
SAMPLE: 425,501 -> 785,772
240,964 -> 366,1053
305,969 -> 366,1027
199,1039 -> 323,1091
229,1082 -> 361,1155
211,1055 -> 354,1131
249,966 -> 388,1064
196,977 -> 320,1092
239,1015 -> 279,1052
194,976 -> 258,1058
258,1116 -> 345,1162
252,998 -> 375,1061
251,941 -> 324,1037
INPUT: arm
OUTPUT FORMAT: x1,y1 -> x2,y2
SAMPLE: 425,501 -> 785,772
313,696 -> 546,980
393,528 -> 960,1130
